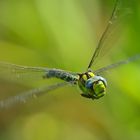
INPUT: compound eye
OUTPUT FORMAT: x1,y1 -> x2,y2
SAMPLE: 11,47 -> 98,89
85,78 -> 94,89
93,80 -> 106,98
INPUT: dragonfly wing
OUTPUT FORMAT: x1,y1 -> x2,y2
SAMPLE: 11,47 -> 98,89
0,62 -> 78,83
0,61 -> 48,72
87,0 -> 130,69
0,82 -> 69,110
94,54 -> 140,75
0,61 -> 51,82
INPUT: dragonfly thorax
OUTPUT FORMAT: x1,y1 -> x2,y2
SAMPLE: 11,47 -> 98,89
78,72 -> 107,99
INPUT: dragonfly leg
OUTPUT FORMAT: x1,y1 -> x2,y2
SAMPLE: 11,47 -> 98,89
81,93 -> 93,99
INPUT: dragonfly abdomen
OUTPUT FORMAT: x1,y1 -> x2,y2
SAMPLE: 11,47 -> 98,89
43,69 -> 78,83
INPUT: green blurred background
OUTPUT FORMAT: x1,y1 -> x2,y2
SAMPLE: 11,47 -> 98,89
0,0 -> 140,140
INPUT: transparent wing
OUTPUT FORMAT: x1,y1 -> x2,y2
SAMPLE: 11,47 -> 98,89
0,82 -> 69,110
0,61 -> 77,82
0,61 -> 51,82
0,61 -> 48,72
87,0 -> 124,69
94,54 -> 140,75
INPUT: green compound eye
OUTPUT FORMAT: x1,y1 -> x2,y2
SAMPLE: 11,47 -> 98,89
80,75 -> 107,99
93,81 -> 106,99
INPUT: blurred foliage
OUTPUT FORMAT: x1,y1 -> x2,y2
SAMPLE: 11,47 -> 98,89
0,0 -> 140,140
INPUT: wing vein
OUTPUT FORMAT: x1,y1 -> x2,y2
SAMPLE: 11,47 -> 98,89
88,0 -> 120,69
0,82 -> 69,110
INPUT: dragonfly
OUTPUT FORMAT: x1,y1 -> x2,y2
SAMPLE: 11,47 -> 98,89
0,0 -> 139,109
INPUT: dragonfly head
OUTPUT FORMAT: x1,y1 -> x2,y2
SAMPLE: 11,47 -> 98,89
78,72 -> 107,99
